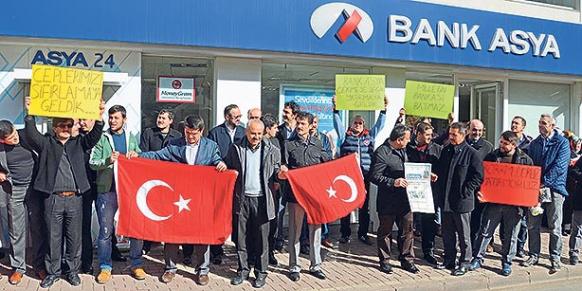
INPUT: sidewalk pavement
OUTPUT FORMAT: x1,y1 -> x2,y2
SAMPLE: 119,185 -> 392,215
1,226 -> 581,291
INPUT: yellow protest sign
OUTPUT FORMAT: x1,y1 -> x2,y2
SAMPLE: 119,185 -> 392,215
335,75 -> 385,110
404,80 -> 454,119
29,64 -> 103,119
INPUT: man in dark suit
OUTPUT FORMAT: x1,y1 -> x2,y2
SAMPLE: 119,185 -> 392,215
129,115 -> 227,286
208,104 -> 245,263
434,122 -> 484,276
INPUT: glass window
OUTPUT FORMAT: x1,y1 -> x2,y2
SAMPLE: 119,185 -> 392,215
508,80 -> 571,138
141,56 -> 214,131
525,0 -> 576,8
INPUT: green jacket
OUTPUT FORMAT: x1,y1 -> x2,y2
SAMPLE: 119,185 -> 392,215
90,129 -> 141,193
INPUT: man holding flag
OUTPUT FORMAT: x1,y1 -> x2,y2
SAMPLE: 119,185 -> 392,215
225,119 -> 283,288
278,111 -> 331,282
128,115 -> 227,286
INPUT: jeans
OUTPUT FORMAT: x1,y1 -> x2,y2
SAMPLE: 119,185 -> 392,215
569,210 -> 582,258
473,204 -> 521,264
527,191 -> 565,262
96,192 -> 143,270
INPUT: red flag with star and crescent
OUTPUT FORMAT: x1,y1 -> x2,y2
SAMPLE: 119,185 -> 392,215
286,154 -> 366,224
115,156 -> 238,244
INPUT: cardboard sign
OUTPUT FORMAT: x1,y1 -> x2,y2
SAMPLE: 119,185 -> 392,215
335,75 -> 385,110
157,76 -> 196,103
404,80 -> 454,119
480,161 -> 541,207
29,64 -> 103,119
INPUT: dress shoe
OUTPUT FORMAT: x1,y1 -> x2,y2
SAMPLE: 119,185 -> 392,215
379,262 -> 393,274
452,266 -> 468,276
212,255 -> 223,265
183,257 -> 192,266
401,261 -> 420,274
570,256 -> 579,265
96,269 -> 112,284
424,255 -> 440,267
274,240 -> 284,252
339,236 -> 351,244
253,275 -> 267,288
112,252 -> 127,262
322,239 -> 334,248
550,260 -> 561,273
82,266 -> 94,275
230,272 -> 248,285
300,244 -> 310,255
516,249 -> 526,258
469,259 -> 482,271
444,261 -> 456,270
9,271 -> 23,285
288,271 -> 300,282
501,262 -> 512,276
520,256 -> 539,267
40,275 -> 60,288
161,271 -> 176,283
310,270 -> 326,280
269,253 -> 279,266
195,274 -> 209,286
66,273 -> 81,286
358,235 -> 373,246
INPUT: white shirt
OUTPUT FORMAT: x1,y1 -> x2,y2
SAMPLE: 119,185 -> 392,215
225,122 -> 236,143
185,142 -> 200,165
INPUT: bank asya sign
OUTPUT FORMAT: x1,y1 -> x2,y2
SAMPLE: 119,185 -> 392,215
311,2 -> 560,59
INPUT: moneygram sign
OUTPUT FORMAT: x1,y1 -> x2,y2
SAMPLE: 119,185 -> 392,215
157,76 -> 195,103
311,2 -> 560,59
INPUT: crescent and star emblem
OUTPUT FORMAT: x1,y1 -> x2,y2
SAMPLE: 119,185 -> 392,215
136,180 -> 191,221
326,175 -> 358,203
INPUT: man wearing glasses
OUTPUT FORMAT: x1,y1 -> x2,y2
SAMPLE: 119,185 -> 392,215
208,104 -> 245,264
23,97 -> 105,288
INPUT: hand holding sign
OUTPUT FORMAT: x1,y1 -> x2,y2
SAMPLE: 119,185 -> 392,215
29,65 -> 103,120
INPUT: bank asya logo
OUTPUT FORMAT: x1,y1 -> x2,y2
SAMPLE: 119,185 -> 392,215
310,2 -> 374,43
172,80 -> 182,89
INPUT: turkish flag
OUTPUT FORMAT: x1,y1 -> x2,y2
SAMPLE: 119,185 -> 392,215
115,156 -> 238,244
286,154 -> 366,224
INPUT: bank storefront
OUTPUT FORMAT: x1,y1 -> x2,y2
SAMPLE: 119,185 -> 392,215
0,0 -> 580,150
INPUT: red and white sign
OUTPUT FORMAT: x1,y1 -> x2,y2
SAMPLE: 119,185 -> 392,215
157,76 -> 195,103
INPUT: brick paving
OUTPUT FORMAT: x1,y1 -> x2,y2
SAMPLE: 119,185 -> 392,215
1,226 -> 581,291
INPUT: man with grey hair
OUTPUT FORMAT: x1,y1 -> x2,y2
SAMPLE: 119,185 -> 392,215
435,122 -> 484,276
247,108 -> 262,121
226,119 -> 283,288
521,113 -> 570,273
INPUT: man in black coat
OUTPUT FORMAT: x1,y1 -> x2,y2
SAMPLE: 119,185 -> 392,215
208,104 -> 245,264
24,97 -> 104,288
371,125 -> 419,275
226,119 -> 282,288
466,119 -> 494,247
406,122 -> 442,268
468,131 -> 533,276
434,122 -> 484,276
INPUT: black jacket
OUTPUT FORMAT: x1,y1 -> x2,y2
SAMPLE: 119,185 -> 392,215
275,123 -> 295,161
208,123 -> 245,159
568,157 -> 582,211
24,115 -> 104,195
225,139 -> 281,221
139,127 -> 182,152
466,137 -> 494,161
283,134 -> 331,203
406,142 -> 442,207
0,129 -> 38,193
370,141 -> 409,215
435,142 -> 484,213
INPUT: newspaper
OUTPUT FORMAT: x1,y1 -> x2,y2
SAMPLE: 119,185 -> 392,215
404,163 -> 435,214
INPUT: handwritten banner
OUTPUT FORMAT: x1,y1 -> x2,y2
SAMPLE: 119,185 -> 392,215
404,81 -> 454,119
29,64 -> 103,119
335,75 -> 385,110
480,161 -> 541,207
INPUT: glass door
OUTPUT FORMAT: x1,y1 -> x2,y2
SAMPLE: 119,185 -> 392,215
473,83 -> 501,143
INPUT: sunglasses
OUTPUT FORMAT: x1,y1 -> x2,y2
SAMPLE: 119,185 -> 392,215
57,123 -> 74,129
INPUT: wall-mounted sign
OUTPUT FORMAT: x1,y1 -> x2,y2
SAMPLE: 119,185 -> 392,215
157,76 -> 195,103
